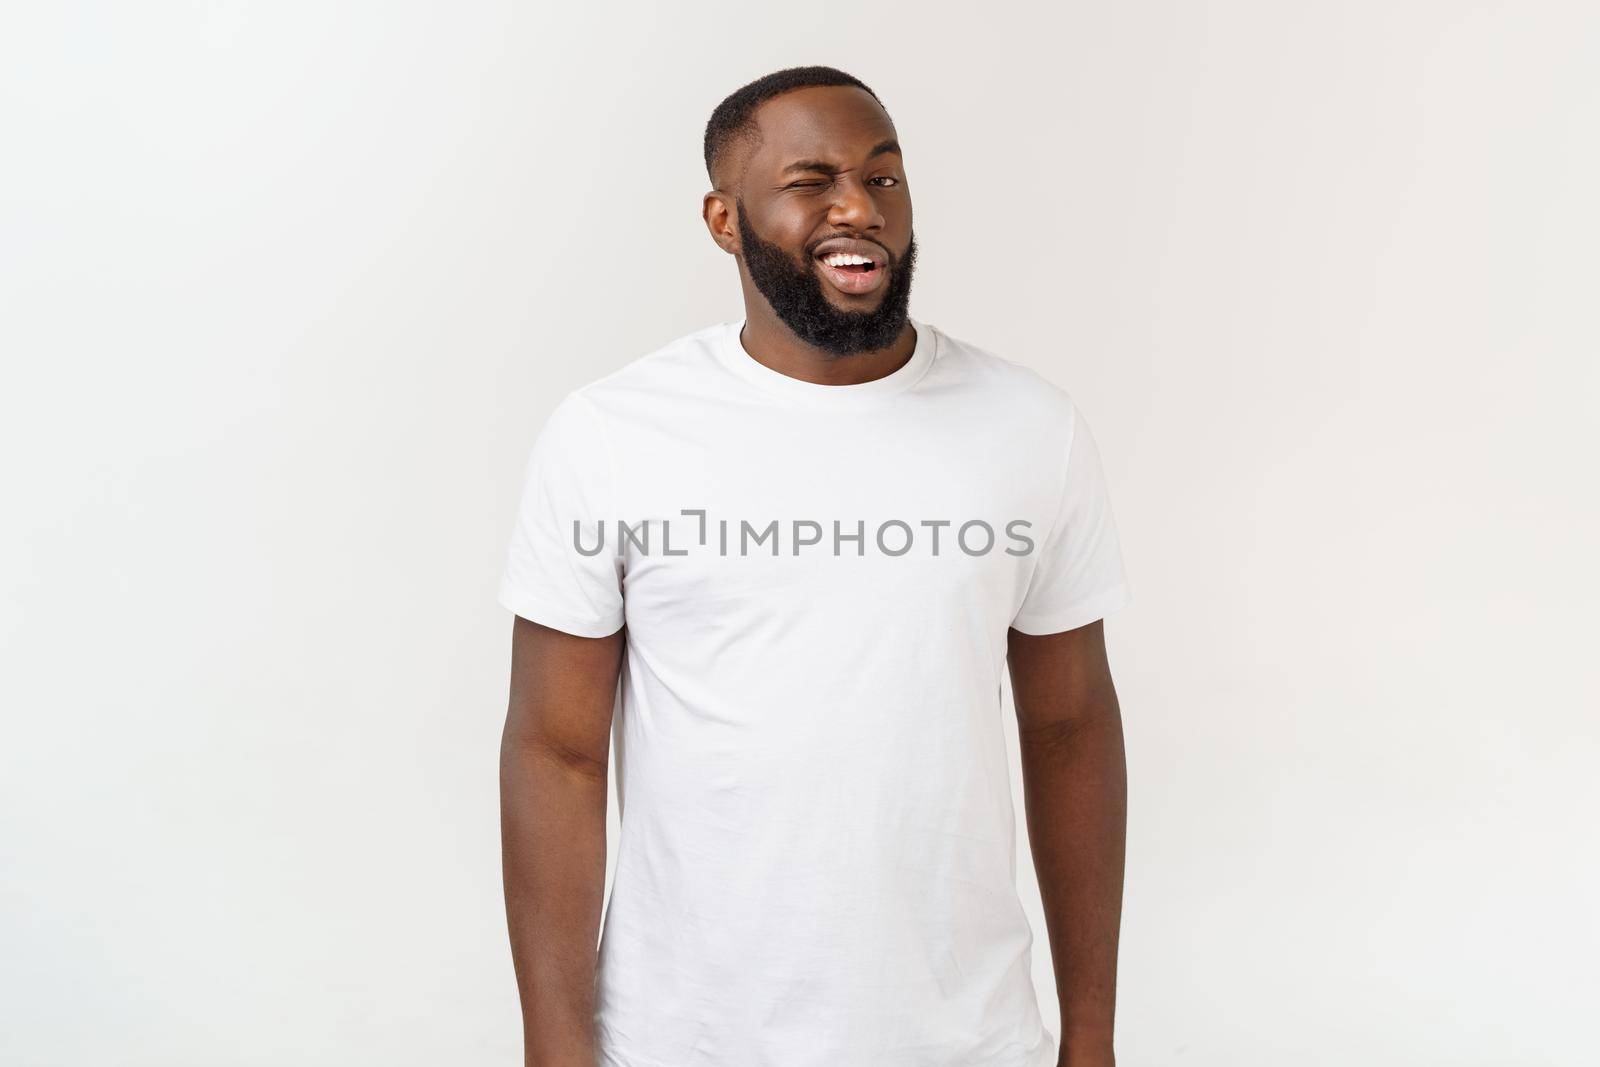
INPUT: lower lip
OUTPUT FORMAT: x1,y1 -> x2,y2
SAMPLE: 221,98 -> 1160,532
815,259 -> 887,296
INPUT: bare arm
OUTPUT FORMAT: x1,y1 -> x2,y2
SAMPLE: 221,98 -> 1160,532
500,615 -> 625,1067
1006,619 -> 1126,1067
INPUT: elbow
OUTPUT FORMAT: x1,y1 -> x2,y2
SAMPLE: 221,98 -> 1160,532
501,725 -> 610,785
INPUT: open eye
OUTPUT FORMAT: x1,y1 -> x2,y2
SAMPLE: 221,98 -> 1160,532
870,176 -> 900,187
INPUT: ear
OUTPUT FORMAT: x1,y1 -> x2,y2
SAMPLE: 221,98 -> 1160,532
702,189 -> 740,256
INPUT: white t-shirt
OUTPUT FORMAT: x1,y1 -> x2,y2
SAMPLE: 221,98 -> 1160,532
498,316 -> 1131,1067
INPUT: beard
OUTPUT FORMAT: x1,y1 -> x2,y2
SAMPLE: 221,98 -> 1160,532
736,198 -> 918,356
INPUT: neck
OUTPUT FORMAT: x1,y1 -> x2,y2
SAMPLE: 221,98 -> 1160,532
736,294 -> 917,387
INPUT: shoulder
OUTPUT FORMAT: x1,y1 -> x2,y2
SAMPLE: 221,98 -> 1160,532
522,321 -> 728,444
923,321 -> 1084,433
570,320 -> 728,411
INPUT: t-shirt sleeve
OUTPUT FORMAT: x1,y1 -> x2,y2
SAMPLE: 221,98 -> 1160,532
496,390 -> 625,638
1009,400 -> 1133,635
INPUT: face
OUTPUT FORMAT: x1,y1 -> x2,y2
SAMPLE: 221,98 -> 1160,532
715,85 -> 917,355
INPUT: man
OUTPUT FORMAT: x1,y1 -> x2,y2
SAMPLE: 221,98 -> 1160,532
498,65 -> 1132,1067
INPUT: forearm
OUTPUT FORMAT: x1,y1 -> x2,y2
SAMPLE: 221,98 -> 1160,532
500,736 -> 610,1067
1018,712 -> 1127,1062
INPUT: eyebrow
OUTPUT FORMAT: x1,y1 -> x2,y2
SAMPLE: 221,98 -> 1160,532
780,139 -> 902,175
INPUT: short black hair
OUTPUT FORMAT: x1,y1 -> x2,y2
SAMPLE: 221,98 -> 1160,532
703,65 -> 884,189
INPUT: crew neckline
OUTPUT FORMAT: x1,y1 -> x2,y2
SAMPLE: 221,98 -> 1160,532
712,315 -> 938,408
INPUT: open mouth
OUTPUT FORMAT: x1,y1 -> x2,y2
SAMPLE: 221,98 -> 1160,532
814,249 -> 888,296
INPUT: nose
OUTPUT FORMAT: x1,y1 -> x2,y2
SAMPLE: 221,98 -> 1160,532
827,174 -> 885,232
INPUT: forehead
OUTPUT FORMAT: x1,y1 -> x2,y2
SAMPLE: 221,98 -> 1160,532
747,85 -> 898,171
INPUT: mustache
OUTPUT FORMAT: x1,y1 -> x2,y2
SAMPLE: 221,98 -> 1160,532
806,237 -> 894,263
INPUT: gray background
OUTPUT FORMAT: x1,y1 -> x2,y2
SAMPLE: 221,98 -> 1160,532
3,2 -> 1596,1064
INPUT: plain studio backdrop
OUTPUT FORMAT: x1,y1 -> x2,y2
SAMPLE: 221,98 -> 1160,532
2,2 -> 1596,1064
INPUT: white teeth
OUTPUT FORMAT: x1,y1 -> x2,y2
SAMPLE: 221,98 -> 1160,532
822,252 -> 873,267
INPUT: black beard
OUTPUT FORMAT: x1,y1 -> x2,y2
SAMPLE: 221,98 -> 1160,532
736,198 -> 918,357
